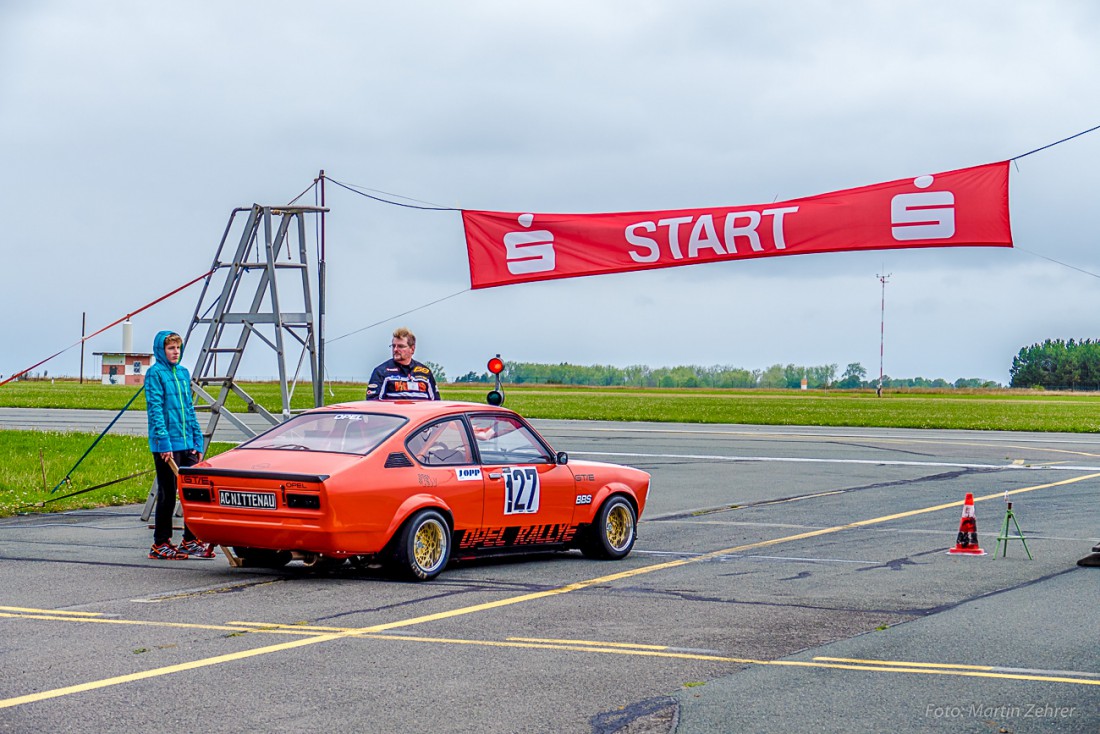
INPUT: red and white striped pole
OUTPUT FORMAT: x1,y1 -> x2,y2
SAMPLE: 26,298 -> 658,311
877,272 -> 890,397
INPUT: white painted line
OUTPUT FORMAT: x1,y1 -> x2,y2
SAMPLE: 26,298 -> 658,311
573,450 -> 1100,472
544,423 -> 1100,448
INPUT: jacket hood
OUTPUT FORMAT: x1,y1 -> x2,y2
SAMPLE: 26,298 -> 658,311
153,330 -> 183,367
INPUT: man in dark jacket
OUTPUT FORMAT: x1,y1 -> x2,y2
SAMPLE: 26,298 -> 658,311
366,327 -> 439,400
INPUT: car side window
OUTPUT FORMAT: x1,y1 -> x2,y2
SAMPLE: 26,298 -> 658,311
470,414 -> 552,465
407,418 -> 473,466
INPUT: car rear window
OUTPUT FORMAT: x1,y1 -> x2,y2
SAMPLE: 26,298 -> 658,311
240,412 -> 406,455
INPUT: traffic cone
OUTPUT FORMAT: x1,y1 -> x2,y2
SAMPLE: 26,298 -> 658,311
948,492 -> 986,555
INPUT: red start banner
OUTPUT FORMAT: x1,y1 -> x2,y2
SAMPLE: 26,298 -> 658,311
462,161 -> 1011,290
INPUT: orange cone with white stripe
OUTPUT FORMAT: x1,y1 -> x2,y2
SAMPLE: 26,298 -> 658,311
948,492 -> 986,555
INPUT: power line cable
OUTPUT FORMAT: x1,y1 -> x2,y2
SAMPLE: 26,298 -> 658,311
287,177 -> 320,205
327,289 -> 469,344
1010,122 -> 1100,161
1014,246 -> 1100,280
325,177 -> 460,211
1,270 -> 214,387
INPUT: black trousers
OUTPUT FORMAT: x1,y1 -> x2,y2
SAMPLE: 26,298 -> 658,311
152,450 -> 200,546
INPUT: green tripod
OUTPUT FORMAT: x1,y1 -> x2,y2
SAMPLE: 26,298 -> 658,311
995,502 -> 1032,559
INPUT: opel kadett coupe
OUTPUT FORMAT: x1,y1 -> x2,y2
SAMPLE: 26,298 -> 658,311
178,400 -> 650,580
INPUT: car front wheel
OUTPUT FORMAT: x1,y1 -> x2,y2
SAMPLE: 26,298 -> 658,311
395,509 -> 451,581
582,496 -> 637,560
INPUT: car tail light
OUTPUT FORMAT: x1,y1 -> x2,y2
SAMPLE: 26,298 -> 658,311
286,493 -> 321,510
182,486 -> 212,502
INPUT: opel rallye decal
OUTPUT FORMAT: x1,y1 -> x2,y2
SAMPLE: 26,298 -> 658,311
503,466 -> 539,514
457,523 -> 579,550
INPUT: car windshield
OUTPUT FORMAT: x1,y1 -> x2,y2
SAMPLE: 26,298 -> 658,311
240,412 -> 406,455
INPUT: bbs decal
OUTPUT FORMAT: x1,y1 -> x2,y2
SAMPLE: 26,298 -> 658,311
575,494 -> 592,505
503,466 -> 540,515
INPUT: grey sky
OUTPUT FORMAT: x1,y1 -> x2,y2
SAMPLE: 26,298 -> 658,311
3,1 -> 1099,385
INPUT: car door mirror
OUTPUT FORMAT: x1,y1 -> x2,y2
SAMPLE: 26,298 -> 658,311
556,451 -> 569,465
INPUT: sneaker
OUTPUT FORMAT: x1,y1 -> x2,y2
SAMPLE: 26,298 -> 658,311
149,542 -> 189,560
179,539 -> 216,559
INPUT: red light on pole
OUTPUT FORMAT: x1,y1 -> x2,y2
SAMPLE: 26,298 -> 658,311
487,355 -> 505,405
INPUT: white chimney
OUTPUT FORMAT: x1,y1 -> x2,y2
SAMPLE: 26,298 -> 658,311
122,320 -> 134,354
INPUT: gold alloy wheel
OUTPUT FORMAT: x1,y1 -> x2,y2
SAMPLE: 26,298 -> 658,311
605,502 -> 633,551
414,518 -> 447,571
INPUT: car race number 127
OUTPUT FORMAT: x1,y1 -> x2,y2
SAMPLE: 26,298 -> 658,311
503,466 -> 540,514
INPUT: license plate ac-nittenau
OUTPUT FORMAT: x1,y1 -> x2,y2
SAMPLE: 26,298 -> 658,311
218,490 -> 277,509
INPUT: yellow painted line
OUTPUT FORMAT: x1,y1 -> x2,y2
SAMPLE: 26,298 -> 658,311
0,632 -> 355,710
0,561 -> 687,712
363,632 -> 738,659
0,606 -> 102,617
229,621 -> 352,632
813,656 -> 1100,679
814,656 -> 992,671
3,470 -> 1097,710
0,612 -> 325,636
507,636 -> 670,650
776,660 -> 1100,686
352,633 -> 1100,686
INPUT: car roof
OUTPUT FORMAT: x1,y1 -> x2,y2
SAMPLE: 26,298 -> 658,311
305,400 -> 512,420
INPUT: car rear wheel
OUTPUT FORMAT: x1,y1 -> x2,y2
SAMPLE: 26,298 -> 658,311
582,496 -> 637,560
394,509 -> 451,581
233,547 -> 292,568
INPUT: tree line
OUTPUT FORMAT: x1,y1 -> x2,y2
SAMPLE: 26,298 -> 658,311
1010,339 -> 1100,389
452,361 -> 1000,389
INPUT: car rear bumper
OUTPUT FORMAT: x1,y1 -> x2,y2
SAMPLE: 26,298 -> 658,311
182,509 -> 389,556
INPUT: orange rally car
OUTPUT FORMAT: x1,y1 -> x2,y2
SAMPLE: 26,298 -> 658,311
178,400 -> 651,580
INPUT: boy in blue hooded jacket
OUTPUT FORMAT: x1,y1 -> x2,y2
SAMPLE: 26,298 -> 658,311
146,330 -> 214,559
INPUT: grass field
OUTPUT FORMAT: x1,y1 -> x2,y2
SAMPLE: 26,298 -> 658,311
2,379 -> 1097,517
3,379 -> 1099,432
0,431 -> 233,517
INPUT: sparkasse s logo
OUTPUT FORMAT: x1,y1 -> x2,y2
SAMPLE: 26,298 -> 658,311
890,175 -> 955,241
503,213 -> 556,275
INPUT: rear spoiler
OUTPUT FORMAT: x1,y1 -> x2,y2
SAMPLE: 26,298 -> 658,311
179,466 -> 330,483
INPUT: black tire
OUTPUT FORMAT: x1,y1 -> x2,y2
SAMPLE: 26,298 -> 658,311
582,496 -> 637,560
233,547 -> 292,568
394,509 -> 451,581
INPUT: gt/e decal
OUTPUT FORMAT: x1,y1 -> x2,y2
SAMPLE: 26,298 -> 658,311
504,466 -> 540,514
575,494 -> 592,505
575,473 -> 595,482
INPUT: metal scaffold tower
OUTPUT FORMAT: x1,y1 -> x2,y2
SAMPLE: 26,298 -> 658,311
141,202 -> 329,522
186,204 -> 329,444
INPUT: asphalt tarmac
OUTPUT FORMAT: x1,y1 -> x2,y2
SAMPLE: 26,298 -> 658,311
1,412 -> 1098,733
